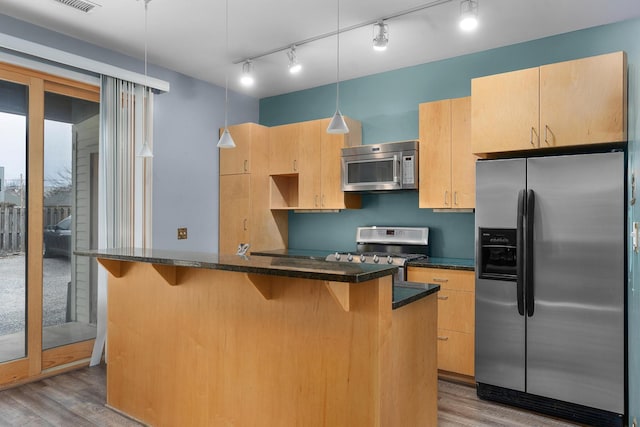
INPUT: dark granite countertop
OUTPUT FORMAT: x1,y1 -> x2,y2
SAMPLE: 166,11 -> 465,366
393,283 -> 440,310
254,250 -> 475,271
408,257 -> 475,271
75,248 -> 397,283
250,248 -> 332,260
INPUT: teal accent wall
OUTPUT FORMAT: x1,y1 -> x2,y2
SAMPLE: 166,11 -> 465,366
261,18 -> 640,423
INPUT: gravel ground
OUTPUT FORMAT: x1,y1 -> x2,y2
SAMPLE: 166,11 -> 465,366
0,254 -> 71,335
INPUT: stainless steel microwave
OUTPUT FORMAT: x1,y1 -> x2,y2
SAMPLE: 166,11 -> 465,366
341,140 -> 418,192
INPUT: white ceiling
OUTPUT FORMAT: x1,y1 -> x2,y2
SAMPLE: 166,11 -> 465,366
1,0 -> 639,99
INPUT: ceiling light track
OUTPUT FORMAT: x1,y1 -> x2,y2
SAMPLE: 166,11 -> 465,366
232,0 -> 452,65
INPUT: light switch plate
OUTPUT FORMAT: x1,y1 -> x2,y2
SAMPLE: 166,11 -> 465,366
177,227 -> 188,240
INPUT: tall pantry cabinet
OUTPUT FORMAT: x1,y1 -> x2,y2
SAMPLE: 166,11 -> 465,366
219,123 -> 287,254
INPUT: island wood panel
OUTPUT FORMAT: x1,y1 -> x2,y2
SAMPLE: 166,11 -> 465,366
389,294 -> 438,427
105,263 -> 434,426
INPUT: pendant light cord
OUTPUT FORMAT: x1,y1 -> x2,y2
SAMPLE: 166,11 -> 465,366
335,0 -> 340,111
224,0 -> 229,128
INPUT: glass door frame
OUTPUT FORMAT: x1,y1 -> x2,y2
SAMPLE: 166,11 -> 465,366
0,62 -> 99,388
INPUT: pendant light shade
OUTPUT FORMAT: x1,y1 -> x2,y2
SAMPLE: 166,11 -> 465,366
327,0 -> 348,134
218,127 -> 235,148
217,0 -> 236,149
327,110 -> 349,134
138,140 -> 154,157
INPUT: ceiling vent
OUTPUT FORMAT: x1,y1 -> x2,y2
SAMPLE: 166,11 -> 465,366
52,0 -> 101,13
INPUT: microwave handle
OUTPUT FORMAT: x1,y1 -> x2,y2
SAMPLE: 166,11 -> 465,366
393,155 -> 400,184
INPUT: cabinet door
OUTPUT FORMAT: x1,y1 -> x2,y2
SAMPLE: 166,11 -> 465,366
297,120 -> 322,208
219,123 -> 253,175
540,51 -> 627,147
437,289 -> 474,333
269,123 -> 299,175
437,329 -> 475,376
419,100 -> 452,209
450,97 -> 475,209
472,67 -> 540,154
219,174 -> 250,254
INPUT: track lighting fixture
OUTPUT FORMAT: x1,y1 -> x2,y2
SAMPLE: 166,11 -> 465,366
287,46 -> 302,74
372,21 -> 389,51
217,0 -> 235,148
459,0 -> 478,31
240,60 -> 255,86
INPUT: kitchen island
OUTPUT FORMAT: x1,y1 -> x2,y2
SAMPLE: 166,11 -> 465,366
77,248 -> 439,427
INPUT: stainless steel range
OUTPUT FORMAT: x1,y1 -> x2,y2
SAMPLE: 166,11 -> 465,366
325,226 -> 429,282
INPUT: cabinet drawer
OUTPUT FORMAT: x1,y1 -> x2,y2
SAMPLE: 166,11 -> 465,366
437,329 -> 474,377
437,289 -> 474,334
407,267 -> 474,292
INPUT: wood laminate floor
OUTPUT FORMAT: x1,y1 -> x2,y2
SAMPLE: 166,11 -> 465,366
0,365 -> 581,426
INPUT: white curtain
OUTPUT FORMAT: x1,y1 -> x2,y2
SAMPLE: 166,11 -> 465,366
91,75 -> 153,365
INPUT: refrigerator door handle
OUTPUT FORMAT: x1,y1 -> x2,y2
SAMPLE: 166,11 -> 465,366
516,189 -> 526,316
526,189 -> 535,317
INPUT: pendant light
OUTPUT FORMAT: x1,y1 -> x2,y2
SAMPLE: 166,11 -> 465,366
217,0 -> 236,148
327,0 -> 349,134
137,0 -> 153,157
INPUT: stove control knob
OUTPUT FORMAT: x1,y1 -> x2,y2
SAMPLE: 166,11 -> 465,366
373,254 -> 379,263
334,252 -> 341,261
347,253 -> 353,262
387,256 -> 393,264
360,254 -> 366,263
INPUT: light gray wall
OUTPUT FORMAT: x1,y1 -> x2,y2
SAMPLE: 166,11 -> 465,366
0,13 -> 259,253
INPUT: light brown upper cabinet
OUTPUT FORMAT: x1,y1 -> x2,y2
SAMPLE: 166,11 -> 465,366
269,122 -> 300,175
419,97 -> 475,209
220,123 -> 267,175
472,51 -> 627,156
270,117 -> 362,210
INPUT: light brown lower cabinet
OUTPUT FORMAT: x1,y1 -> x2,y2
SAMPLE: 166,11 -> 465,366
407,266 -> 475,380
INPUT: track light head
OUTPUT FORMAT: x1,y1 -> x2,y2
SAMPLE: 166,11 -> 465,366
240,60 -> 255,86
459,0 -> 479,31
372,21 -> 389,51
287,46 -> 302,74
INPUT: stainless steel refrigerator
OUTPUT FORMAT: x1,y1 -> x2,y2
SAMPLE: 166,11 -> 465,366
475,151 -> 625,426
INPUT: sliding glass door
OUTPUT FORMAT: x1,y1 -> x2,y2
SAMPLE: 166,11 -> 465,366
0,79 -> 28,365
0,63 -> 99,385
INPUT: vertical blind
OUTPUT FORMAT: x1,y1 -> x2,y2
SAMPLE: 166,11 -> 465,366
91,75 -> 153,365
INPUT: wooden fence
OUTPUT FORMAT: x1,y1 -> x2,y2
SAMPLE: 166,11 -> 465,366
0,206 -> 71,255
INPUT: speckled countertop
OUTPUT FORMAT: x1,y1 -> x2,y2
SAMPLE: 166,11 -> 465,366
75,247 -> 398,283
392,283 -> 440,310
407,257 -> 475,271
252,249 -> 475,271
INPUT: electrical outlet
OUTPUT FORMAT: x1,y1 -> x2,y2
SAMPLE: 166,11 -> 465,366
633,416 -> 637,427
177,227 -> 187,240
